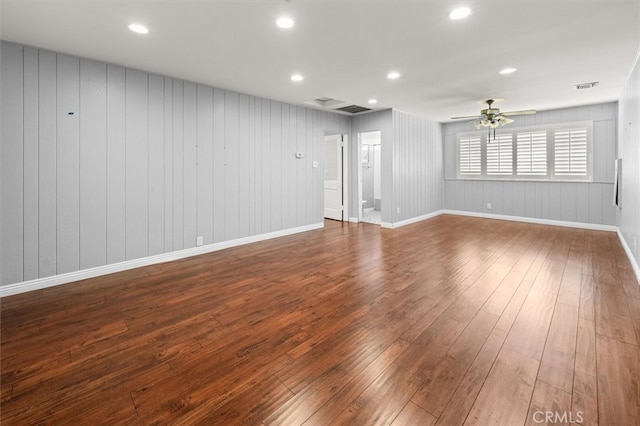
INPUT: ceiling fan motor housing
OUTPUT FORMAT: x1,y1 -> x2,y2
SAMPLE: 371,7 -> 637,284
481,107 -> 500,117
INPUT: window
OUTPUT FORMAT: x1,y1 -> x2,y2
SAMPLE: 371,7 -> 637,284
456,121 -> 592,181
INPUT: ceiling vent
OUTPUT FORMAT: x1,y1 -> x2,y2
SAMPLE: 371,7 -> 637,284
574,81 -> 599,90
304,98 -> 374,115
335,105 -> 371,114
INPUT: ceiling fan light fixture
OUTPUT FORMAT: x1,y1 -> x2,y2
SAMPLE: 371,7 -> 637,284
449,7 -> 472,20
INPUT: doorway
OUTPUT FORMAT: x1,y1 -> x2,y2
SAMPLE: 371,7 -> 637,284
323,134 -> 344,221
359,131 -> 382,225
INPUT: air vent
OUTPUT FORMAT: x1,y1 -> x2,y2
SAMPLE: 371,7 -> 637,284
335,105 -> 371,114
574,81 -> 599,90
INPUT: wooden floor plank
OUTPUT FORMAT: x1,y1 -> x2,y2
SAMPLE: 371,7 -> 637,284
390,401 -> 437,426
435,327 -> 508,426
573,317 -> 598,426
537,303 -> 579,392
411,310 -> 498,417
463,348 -> 539,426
327,362 -> 423,426
579,275 -> 595,321
594,286 -> 638,345
596,335 -> 640,426
299,340 -> 409,426
1,216 -> 638,425
502,288 -> 557,361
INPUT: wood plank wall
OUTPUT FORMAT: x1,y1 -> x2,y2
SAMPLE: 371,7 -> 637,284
0,42 -> 351,286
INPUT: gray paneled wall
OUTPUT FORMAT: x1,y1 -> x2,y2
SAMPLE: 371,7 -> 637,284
617,55 -> 640,267
443,103 -> 618,225
0,42 -> 350,286
349,109 -> 443,224
392,110 -> 444,223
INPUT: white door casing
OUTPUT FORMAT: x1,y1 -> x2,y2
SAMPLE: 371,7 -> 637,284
323,134 -> 343,221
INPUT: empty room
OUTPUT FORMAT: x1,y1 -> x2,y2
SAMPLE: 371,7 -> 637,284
2,1 -> 640,425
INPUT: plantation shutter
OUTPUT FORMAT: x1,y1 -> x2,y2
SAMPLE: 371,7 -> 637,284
458,136 -> 481,175
486,133 -> 513,176
554,127 -> 588,176
517,131 -> 547,176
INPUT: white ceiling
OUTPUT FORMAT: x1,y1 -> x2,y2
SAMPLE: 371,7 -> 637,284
1,0 -> 639,123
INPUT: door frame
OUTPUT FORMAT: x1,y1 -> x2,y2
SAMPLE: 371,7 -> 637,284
357,131 -> 382,224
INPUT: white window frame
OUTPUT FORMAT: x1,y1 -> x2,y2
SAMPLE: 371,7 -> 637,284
456,120 -> 593,182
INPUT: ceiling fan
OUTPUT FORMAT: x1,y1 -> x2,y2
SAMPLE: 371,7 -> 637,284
451,99 -> 536,139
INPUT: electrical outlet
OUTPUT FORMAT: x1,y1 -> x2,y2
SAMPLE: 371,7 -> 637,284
196,236 -> 204,247
396,207 -> 400,215
486,203 -> 492,210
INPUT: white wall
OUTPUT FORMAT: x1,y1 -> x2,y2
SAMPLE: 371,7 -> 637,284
443,103 -> 618,226
0,41 -> 350,286
618,53 -> 640,272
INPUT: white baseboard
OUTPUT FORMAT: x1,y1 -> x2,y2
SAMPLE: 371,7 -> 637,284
0,223 -> 324,298
381,210 -> 444,229
442,210 -> 617,232
1,210 -> 625,298
617,228 -> 640,285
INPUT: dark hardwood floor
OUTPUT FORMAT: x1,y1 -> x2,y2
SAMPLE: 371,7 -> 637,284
2,214 -> 640,425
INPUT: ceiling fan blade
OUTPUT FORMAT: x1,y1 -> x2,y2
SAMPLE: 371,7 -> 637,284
502,110 -> 536,116
450,115 -> 482,120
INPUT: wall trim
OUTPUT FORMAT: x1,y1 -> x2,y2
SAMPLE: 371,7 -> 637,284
382,210 -> 443,229
442,209 -> 617,232
2,211 -> 626,297
0,223 -> 324,298
617,228 -> 640,285
381,209 -> 617,232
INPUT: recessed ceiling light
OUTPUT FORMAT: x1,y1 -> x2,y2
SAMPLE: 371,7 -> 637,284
276,17 -> 294,29
449,7 -> 472,20
499,67 -> 518,75
387,71 -> 401,80
368,99 -> 378,105
291,74 -> 304,82
128,24 -> 149,34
